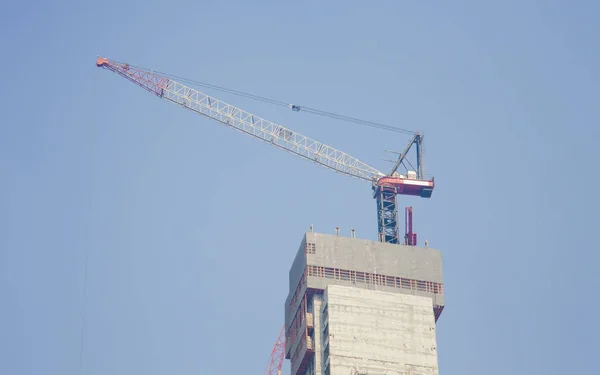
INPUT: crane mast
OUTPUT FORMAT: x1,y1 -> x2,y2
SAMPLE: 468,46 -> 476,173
96,57 -> 434,244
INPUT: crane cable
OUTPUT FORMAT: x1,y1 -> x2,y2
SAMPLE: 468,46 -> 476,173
112,61 -> 416,136
79,241 -> 88,374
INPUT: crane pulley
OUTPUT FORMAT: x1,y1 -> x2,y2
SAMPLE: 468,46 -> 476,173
95,57 -> 434,244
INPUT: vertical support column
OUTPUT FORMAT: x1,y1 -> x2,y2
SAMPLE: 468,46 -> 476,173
415,133 -> 424,180
312,294 -> 323,375
375,186 -> 399,244
404,207 -> 417,246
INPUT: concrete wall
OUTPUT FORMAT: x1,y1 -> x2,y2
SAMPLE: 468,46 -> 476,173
322,285 -> 439,375
313,294 -> 324,375
305,232 -> 443,283
285,235 -> 309,331
301,232 -> 445,309
289,236 -> 309,293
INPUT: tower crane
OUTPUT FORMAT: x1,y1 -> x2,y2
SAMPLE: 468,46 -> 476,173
95,57 -> 434,244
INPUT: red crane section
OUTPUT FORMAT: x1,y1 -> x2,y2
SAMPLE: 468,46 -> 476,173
96,58 -> 169,97
376,177 -> 434,198
265,325 -> 286,375
404,206 -> 417,246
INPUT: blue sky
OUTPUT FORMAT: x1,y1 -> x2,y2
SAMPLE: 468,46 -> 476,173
1,0 -> 599,374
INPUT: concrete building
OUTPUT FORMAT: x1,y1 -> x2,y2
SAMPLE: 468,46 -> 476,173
284,232 -> 444,375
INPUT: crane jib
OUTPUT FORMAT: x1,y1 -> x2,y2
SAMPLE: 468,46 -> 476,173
96,57 -> 384,182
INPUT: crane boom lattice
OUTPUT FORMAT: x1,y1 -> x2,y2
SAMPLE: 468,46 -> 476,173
265,325 -> 286,375
96,58 -> 384,182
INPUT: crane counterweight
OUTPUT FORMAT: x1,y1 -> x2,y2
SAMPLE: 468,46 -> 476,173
375,176 -> 434,198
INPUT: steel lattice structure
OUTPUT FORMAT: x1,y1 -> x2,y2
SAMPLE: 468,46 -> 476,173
96,57 -> 434,245
265,325 -> 286,375
96,58 -> 384,183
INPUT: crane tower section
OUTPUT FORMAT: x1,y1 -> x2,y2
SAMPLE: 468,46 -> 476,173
374,133 -> 433,244
95,57 -> 435,245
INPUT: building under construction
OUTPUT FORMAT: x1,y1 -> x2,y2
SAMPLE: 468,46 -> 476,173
284,231 -> 444,375
96,57 -> 445,375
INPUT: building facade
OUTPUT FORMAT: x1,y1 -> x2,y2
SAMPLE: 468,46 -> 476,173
284,232 -> 444,375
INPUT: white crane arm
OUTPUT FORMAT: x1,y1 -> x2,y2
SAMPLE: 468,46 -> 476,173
96,58 -> 384,182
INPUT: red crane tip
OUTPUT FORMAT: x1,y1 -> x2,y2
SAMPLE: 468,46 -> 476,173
96,57 -> 109,67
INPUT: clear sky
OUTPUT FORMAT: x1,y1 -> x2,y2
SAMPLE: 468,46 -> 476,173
1,0 -> 599,374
